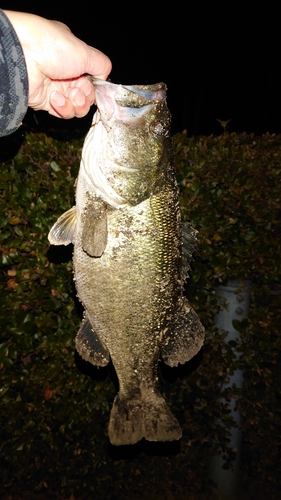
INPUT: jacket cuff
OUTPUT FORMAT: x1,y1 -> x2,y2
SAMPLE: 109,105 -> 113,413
0,9 -> 28,137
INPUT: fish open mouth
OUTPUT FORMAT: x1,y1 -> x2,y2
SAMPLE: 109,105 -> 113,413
88,77 -> 167,125
88,77 -> 166,106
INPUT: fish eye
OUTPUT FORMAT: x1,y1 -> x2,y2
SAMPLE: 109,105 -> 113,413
150,121 -> 168,137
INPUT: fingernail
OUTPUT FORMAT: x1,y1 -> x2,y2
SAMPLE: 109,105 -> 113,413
83,83 -> 92,96
51,91 -> 66,107
73,89 -> 86,106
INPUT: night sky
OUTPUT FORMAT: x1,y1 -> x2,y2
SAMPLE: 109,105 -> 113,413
3,2 -> 281,136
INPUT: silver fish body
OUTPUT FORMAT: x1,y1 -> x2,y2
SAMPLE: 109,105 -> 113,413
48,80 -> 204,446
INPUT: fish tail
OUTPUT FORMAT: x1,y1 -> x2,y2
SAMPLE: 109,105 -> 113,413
108,391 -> 182,446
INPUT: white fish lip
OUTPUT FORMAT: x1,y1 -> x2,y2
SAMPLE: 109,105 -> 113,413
89,77 -> 167,126
89,77 -> 166,102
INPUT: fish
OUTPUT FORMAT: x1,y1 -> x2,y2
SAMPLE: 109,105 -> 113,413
48,79 -> 204,446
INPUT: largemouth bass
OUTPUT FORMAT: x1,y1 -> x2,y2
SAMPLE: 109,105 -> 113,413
48,79 -> 204,446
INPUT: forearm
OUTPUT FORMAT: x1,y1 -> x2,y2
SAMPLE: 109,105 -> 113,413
0,9 -> 28,137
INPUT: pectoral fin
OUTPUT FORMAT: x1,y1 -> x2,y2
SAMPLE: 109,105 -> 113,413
48,206 -> 77,246
82,198 -> 108,257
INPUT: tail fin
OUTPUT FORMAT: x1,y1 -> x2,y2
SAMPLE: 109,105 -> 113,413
108,391 -> 182,446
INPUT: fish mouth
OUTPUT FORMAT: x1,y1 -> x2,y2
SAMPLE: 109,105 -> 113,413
88,77 -> 167,125
89,77 -> 166,106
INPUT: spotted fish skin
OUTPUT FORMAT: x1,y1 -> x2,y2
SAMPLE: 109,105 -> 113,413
48,80 -> 204,446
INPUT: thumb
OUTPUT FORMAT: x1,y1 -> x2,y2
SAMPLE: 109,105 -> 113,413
85,46 -> 112,81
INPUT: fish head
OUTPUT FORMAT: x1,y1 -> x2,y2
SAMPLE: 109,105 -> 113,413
83,78 -> 173,207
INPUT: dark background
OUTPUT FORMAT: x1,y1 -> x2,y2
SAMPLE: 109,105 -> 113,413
3,3 -> 281,136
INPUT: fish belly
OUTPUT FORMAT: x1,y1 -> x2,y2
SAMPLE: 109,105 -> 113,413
74,186 -> 185,445
74,184 -> 181,380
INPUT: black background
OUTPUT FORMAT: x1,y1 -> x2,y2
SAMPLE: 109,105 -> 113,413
3,3 -> 281,136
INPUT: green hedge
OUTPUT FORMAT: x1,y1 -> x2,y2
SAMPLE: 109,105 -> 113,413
0,130 -> 280,499
173,131 -> 281,497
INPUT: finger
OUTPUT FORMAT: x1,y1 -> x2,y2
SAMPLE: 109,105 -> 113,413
67,87 -> 94,117
49,91 -> 75,118
86,47 -> 112,81
71,77 -> 96,104
49,89 -> 92,118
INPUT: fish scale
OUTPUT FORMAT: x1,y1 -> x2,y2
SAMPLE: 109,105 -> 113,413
48,79 -> 204,446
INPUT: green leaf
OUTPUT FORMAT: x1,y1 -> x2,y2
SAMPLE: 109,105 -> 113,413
50,161 -> 60,172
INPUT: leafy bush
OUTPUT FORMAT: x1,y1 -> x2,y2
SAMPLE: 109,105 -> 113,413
0,130 -> 280,498
173,131 -> 281,497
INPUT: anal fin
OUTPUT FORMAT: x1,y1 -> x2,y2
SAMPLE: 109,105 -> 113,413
160,299 -> 205,367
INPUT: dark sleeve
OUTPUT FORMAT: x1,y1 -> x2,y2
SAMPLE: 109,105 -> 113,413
0,9 -> 28,137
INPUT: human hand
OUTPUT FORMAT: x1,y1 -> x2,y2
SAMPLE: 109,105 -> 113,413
4,10 -> 112,119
